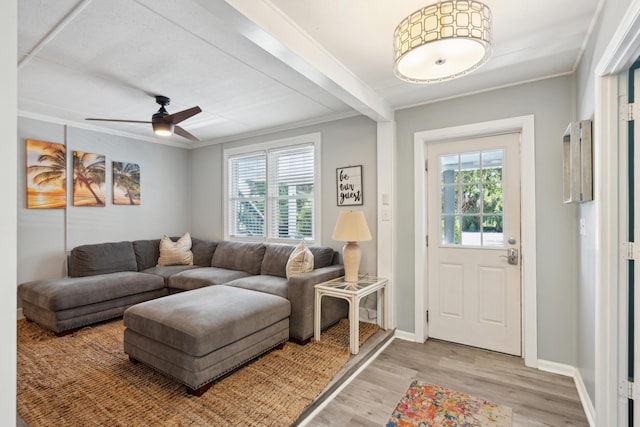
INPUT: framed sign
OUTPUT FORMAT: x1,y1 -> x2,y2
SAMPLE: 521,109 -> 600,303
336,165 -> 363,206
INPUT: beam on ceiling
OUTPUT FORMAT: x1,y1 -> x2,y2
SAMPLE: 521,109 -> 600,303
18,0 -> 93,70
195,0 -> 394,122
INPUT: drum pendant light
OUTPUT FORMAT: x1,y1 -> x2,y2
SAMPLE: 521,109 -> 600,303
393,1 -> 492,83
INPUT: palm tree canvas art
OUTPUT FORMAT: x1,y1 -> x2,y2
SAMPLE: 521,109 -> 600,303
112,161 -> 140,205
73,151 -> 106,207
26,139 -> 67,209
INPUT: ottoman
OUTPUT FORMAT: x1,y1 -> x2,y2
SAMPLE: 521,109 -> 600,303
123,285 -> 291,396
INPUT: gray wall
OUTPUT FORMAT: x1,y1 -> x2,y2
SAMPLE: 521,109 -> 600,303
577,200 -> 596,403
190,142 -> 223,240
16,114 -> 378,301
394,75 -> 578,365
189,115 -> 379,276
573,0 -> 635,404
17,117 -> 192,286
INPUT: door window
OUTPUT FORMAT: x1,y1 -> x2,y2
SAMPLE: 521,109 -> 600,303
440,149 -> 504,247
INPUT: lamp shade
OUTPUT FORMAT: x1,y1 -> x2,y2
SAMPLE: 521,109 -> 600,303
393,1 -> 492,83
332,211 -> 372,242
152,120 -> 174,136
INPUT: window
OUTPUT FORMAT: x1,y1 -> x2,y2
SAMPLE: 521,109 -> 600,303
440,149 -> 504,247
225,133 -> 320,243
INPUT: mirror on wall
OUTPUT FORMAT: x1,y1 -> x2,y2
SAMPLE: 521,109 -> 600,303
563,120 -> 593,203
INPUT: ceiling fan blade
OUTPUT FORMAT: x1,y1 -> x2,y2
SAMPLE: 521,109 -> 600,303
164,106 -> 202,125
174,125 -> 200,142
85,118 -> 151,124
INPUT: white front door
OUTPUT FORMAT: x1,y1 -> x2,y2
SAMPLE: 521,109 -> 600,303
427,132 -> 522,356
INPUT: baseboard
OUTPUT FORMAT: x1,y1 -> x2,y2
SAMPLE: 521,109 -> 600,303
17,307 -> 23,320
538,359 -> 595,427
394,329 -> 416,342
537,359 -> 576,377
573,366 -> 596,427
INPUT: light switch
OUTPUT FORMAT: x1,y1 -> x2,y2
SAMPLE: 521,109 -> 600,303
382,206 -> 391,221
382,193 -> 389,205
579,218 -> 586,236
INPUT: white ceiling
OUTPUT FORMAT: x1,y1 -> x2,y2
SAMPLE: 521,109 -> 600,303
18,0 -> 601,147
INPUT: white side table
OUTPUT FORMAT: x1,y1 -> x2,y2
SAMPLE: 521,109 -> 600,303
314,275 -> 389,355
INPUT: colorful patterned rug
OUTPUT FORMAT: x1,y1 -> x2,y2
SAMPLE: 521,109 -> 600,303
387,381 -> 512,427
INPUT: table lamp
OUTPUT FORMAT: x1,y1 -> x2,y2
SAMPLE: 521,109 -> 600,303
332,210 -> 372,282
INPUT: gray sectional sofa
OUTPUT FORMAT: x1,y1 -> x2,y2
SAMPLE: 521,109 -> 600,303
18,237 -> 348,344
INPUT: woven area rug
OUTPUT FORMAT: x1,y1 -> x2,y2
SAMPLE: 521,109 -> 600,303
386,381 -> 512,427
18,317 -> 378,426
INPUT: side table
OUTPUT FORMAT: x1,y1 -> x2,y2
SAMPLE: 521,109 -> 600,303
314,275 -> 388,355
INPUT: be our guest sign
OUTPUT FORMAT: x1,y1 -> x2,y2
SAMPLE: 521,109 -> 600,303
336,165 -> 363,206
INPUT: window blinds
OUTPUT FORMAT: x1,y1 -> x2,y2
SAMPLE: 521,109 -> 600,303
228,143 -> 314,241
229,153 -> 266,238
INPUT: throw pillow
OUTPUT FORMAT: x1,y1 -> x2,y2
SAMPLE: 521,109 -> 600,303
286,241 -> 314,279
156,232 -> 194,266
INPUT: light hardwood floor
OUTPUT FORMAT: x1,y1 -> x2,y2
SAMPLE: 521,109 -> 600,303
304,337 -> 590,426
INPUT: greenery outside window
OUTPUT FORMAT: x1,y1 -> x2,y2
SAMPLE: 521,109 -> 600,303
225,133 -> 320,243
440,149 -> 504,247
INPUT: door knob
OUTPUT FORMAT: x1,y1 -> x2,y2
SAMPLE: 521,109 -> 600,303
500,248 -> 519,265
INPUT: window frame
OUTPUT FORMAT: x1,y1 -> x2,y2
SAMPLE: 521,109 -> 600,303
223,132 -> 322,245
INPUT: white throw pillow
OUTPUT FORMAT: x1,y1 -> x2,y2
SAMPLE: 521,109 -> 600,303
286,241 -> 314,279
157,232 -> 194,266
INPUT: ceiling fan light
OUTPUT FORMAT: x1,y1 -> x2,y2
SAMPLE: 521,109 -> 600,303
393,0 -> 492,84
152,121 -> 174,136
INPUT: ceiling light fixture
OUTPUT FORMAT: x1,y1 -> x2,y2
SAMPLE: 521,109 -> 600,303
152,102 -> 175,137
152,120 -> 174,136
393,0 -> 492,84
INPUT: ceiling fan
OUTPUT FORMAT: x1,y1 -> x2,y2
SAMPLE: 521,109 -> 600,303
86,95 -> 202,141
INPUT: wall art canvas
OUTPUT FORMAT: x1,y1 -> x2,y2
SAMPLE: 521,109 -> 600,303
26,139 -> 67,209
112,161 -> 141,205
72,151 -> 106,207
336,165 -> 363,206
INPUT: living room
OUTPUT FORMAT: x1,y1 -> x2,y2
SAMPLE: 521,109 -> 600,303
4,0 -> 640,426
